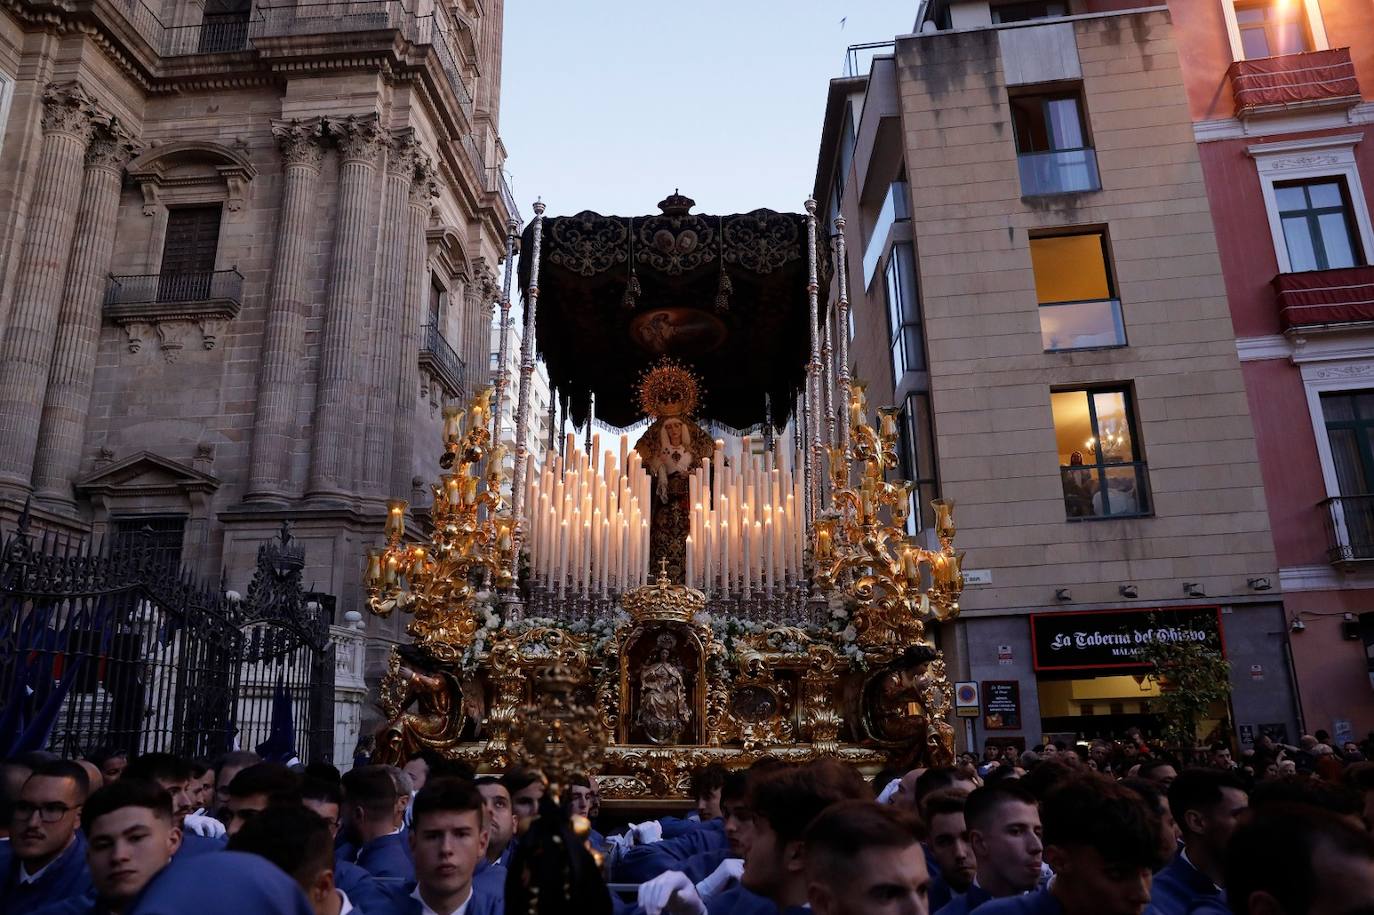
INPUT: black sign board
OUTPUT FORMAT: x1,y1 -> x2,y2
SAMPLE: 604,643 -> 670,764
1030,607 -> 1223,672
983,680 -> 1021,730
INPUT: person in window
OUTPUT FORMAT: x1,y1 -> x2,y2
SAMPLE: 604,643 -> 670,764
1063,451 -> 1094,518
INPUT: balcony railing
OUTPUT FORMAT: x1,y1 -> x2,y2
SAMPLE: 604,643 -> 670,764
104,269 -> 244,310
161,15 -> 250,54
418,323 -> 465,398
842,40 -> 895,78
1060,461 -> 1152,521
425,16 -> 475,122
1018,148 -> 1101,197
1322,495 -> 1374,565
1229,48 -> 1361,119
862,180 -> 910,289
253,0 -> 418,40
493,169 -> 520,224
1040,298 -> 1125,351
1274,265 -> 1374,332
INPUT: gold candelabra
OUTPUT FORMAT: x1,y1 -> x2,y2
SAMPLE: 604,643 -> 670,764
365,387 -> 516,663
813,381 -> 963,654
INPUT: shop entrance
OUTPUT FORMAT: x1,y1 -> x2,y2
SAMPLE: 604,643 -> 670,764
1036,672 -> 1229,744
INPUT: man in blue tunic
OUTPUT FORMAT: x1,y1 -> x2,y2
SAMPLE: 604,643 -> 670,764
122,754 -> 222,859
396,778 -> 501,915
231,803 -> 368,915
127,849 -> 316,914
1151,769 -> 1246,915
924,790 -> 976,912
936,782 -> 1043,915
341,765 -> 414,887
302,777 -> 397,915
0,759 -> 93,915
473,777 -> 516,870
975,774 -> 1163,915
804,800 -> 931,915
1224,802 -> 1374,914
223,762 -> 301,836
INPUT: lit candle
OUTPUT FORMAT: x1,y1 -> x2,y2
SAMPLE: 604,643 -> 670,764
385,500 -> 407,540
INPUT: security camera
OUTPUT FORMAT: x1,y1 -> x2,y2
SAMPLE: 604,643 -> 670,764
1290,617 -> 1306,633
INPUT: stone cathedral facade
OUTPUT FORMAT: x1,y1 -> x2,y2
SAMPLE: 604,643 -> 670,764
0,0 -> 516,689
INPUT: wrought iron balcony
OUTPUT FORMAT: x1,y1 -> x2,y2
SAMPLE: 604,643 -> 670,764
1229,48 -> 1361,119
162,15 -> 251,55
1018,148 -> 1101,197
251,0 -> 417,41
1322,495 -> 1374,565
1275,265 -> 1374,332
419,323 -> 465,398
104,269 -> 244,321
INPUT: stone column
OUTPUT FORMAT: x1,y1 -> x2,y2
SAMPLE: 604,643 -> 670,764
361,131 -> 417,498
246,118 -> 327,503
463,281 -> 483,392
31,123 -> 141,508
390,155 -> 436,499
0,83 -> 98,492
307,114 -> 384,502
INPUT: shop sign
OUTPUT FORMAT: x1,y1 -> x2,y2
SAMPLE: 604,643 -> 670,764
955,681 -> 980,718
964,569 -> 993,586
1030,606 -> 1223,671
1239,724 -> 1255,747
983,680 -> 1021,730
997,644 -> 1014,665
1249,664 -> 1264,681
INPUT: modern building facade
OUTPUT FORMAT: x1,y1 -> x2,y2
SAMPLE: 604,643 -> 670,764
818,0 -> 1299,753
489,300 -> 551,467
0,0 -> 518,700
1169,0 -> 1374,742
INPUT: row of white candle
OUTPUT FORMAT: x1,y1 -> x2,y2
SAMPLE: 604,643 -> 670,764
684,436 -> 804,596
522,432 -> 651,597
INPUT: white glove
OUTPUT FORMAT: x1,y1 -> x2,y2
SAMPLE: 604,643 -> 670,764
183,813 -> 226,838
638,870 -> 705,915
876,777 -> 902,805
695,857 -> 744,898
630,820 -> 664,845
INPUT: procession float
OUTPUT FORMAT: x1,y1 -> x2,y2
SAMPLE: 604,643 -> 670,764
363,192 -> 965,805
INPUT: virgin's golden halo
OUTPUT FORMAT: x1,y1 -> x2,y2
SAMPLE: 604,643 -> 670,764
636,358 -> 703,419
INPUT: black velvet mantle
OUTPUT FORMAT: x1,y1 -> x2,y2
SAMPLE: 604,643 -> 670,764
517,206 -> 829,430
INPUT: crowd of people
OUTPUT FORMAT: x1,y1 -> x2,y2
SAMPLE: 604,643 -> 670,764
1,729 -> 1373,914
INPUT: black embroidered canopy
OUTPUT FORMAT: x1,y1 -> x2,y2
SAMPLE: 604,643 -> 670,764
518,194 -> 827,430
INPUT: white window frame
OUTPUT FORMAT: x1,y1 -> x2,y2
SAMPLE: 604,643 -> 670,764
0,72 -> 14,157
1247,133 -> 1374,274
1221,0 -> 1329,62
1301,359 -> 1374,558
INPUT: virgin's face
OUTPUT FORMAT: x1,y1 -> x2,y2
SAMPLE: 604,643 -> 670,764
666,422 -> 684,446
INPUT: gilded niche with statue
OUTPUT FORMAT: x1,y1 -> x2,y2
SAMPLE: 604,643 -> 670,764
366,196 -> 965,800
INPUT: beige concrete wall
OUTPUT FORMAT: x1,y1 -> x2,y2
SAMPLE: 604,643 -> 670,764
870,9 -> 1278,614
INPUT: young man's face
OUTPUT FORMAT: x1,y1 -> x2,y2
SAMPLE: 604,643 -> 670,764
927,811 -> 976,892
810,843 -> 930,915
568,784 -> 593,819
1047,845 -> 1151,915
189,771 -> 214,811
223,792 -> 271,837
101,756 -> 128,783
411,809 -> 488,900
13,776 -> 83,865
722,797 -> 755,858
476,783 -> 514,857
741,816 -> 789,900
697,787 -> 722,822
215,764 -> 249,811
155,778 -> 194,828
87,806 -> 181,906
511,780 -> 545,820
971,800 -> 1043,894
302,798 -> 342,839
403,758 -> 429,793
1189,787 -> 1248,855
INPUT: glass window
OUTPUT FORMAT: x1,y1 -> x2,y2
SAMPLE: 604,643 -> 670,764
1051,388 -> 1150,519
992,1 -> 1066,23
863,179 -> 911,288
1235,0 -> 1311,59
885,243 -> 925,381
899,392 -> 940,534
1011,90 -> 1100,196
1321,391 -> 1374,559
1276,178 -> 1364,272
1030,232 -> 1126,351
111,515 -> 188,571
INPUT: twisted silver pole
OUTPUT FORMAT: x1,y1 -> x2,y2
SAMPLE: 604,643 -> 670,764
509,200 -> 545,600
491,217 -> 519,444
834,215 -> 852,463
804,198 -> 823,535
822,307 -> 836,451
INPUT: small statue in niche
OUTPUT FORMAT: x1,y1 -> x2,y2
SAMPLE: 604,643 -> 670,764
636,633 -> 692,744
375,644 -> 465,765
864,644 -> 939,745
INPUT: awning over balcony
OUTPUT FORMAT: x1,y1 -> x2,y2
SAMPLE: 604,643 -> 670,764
1276,265 -> 1374,331
1230,48 -> 1361,119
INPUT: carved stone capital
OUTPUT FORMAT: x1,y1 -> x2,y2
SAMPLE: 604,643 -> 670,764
272,117 -> 326,170
327,114 -> 385,164
41,82 -> 100,141
155,322 -> 190,363
387,129 -> 421,178
85,122 -> 141,173
409,155 -> 439,208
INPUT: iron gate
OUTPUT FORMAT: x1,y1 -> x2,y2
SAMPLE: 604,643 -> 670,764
0,512 -> 336,763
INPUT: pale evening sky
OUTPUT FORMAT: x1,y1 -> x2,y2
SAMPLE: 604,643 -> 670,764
499,1 -> 921,219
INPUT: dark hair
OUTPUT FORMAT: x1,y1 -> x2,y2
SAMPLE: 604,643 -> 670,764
31,759 -> 91,799
1346,762 -> 1374,793
88,747 -> 128,768
228,763 -> 300,801
406,749 -> 447,770
81,778 -> 173,834
300,777 -> 342,808
747,758 -> 869,846
894,645 -> 937,670
721,770 -> 749,805
921,787 -> 968,822
124,753 -> 190,785
1251,775 -> 1361,817
1041,774 -> 1163,870
214,751 -> 260,773
1210,741 -> 1231,754
569,773 -> 592,790
914,767 -> 962,804
302,763 -> 341,786
1019,758 -> 1076,800
804,801 -> 923,886
341,765 -> 399,818
1136,758 -> 1176,780
228,805 -> 334,890
429,758 -> 477,782
411,777 -> 485,830
691,763 -> 728,800
188,759 -> 211,779
500,766 -> 544,796
1119,777 -> 1168,816
1226,803 -> 1374,915
964,781 -> 1038,833
1166,768 -> 1245,836
474,775 -> 506,791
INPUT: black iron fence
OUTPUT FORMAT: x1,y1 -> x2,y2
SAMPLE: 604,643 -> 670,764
1323,495 -> 1374,564
0,513 -> 335,763
104,269 -> 244,309
419,322 -> 466,398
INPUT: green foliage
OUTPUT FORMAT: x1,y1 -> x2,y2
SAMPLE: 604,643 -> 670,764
1137,614 -> 1232,749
